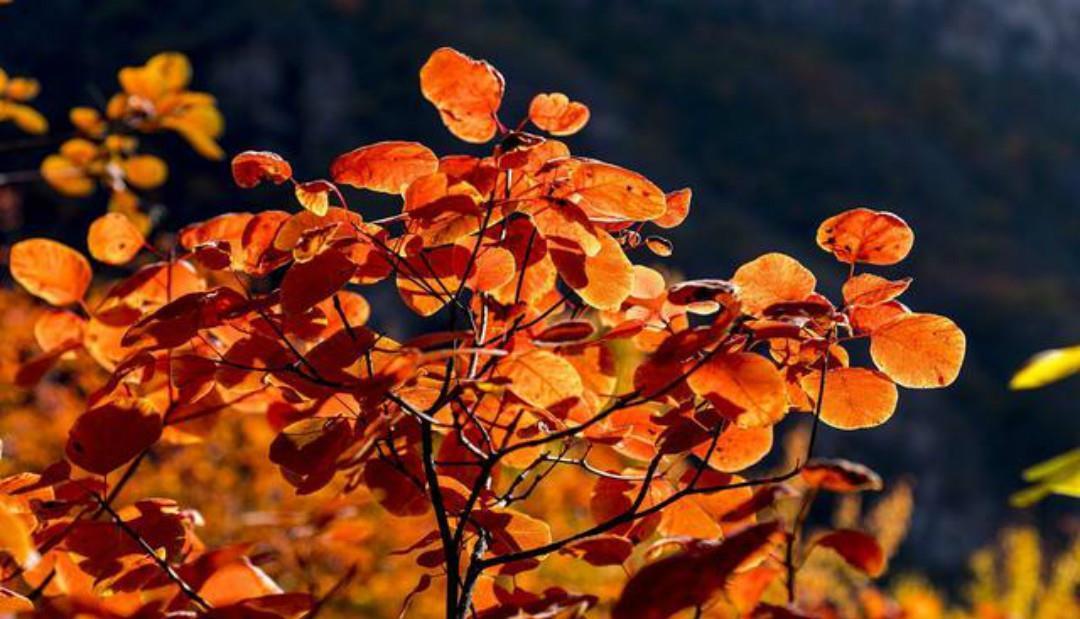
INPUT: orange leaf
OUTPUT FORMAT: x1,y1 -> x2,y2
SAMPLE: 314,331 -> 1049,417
0,588 -> 33,612
732,253 -> 817,315
197,556 -> 284,606
869,313 -> 965,388
34,308 -> 86,352
495,349 -> 584,410
526,198 -> 601,257
66,400 -> 163,474
420,47 -> 504,143
231,150 -> 293,188
9,238 -> 92,306
468,247 -> 516,291
842,274 -> 912,307
528,92 -> 590,136
811,529 -> 886,577
644,235 -> 673,257
293,179 -> 333,216
654,187 -> 692,229
331,141 -> 438,194
551,228 -> 633,311
816,208 -> 914,265
87,212 -> 145,265
694,424 -> 774,472
688,353 -> 787,428
800,367 -> 898,430
569,161 -> 667,221
849,300 -> 909,334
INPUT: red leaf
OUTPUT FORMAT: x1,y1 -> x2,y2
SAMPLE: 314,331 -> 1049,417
611,521 -> 780,619
66,401 -> 163,475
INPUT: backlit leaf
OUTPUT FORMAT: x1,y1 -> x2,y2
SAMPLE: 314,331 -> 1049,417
800,367 -> 898,430
528,92 -> 590,136
420,47 -> 504,143
870,313 -> 965,388
280,249 -> 356,315
842,273 -> 911,307
9,238 -> 92,306
732,253 -> 816,316
331,141 -> 439,194
569,161 -> 667,222
816,208 -> 914,265
231,151 -> 293,188
688,353 -> 787,428
495,349 -> 584,410
801,459 -> 883,493
87,212 -> 144,265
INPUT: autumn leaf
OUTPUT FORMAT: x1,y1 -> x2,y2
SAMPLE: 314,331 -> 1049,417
654,187 -> 692,229
87,212 -> 145,265
733,253 -> 817,316
816,208 -> 914,265
568,161 -> 667,222
842,273 -> 912,307
528,92 -> 590,136
688,353 -> 788,428
66,400 -> 163,475
1010,345 -> 1080,390
551,228 -> 633,311
869,313 -> 965,388
293,179 -> 333,216
495,349 -> 584,410
280,249 -> 356,315
800,367 -> 899,430
611,521 -> 780,619
9,238 -> 92,306
420,47 -> 504,143
810,529 -> 886,577
801,459 -> 883,493
231,150 -> 293,188
331,141 -> 438,194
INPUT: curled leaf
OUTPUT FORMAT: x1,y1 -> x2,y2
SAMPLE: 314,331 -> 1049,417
801,459 -> 883,493
231,150 -> 293,188
810,529 -> 886,577
528,92 -> 590,136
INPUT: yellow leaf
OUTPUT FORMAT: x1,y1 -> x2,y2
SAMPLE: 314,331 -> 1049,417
1010,345 -> 1080,390
1010,448 -> 1080,507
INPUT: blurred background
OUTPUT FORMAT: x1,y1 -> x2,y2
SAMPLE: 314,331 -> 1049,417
1,0 -> 1077,587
